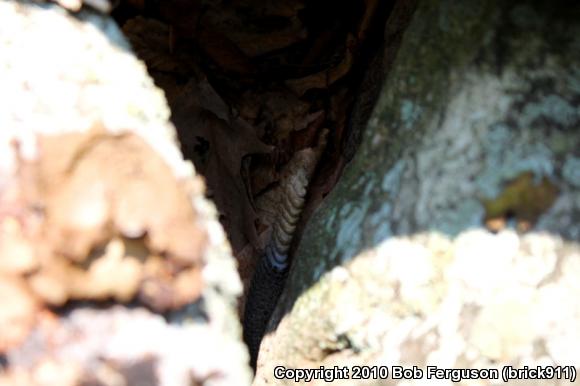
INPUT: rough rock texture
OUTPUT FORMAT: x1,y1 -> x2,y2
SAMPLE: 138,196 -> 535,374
0,1 -> 251,385
255,0 -> 580,384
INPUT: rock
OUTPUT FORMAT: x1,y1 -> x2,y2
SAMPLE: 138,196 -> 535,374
0,1 -> 251,384
255,0 -> 580,384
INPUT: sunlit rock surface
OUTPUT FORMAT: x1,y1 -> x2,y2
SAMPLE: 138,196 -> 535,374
0,1 -> 251,385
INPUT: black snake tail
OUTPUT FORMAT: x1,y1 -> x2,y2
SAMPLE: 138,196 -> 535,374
243,171 -> 309,370
242,247 -> 288,370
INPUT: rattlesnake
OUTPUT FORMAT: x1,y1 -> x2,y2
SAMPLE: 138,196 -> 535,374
242,131 -> 327,370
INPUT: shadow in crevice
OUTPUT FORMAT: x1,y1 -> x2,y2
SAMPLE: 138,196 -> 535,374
241,0 -> 410,371
251,0 -> 420,372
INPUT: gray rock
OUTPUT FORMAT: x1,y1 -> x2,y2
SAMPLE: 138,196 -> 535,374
255,0 -> 580,384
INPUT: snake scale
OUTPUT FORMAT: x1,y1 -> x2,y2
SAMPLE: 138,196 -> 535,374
242,132 -> 326,370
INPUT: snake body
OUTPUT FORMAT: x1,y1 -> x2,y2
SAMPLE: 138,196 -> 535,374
242,164 -> 310,370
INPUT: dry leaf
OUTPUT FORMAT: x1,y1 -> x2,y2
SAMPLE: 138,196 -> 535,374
172,82 -> 273,251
